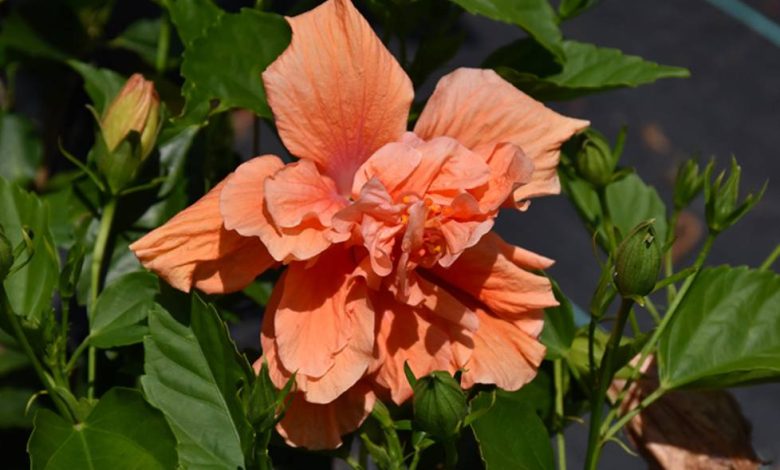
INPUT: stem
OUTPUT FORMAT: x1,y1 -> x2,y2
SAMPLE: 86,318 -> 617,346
553,359 -> 567,470
1,289 -> 73,420
584,298 -> 634,470
643,297 -> 662,324
87,197 -> 117,399
602,386 -> 666,443
443,440 -> 458,470
597,187 -> 618,254
628,309 -> 641,337
759,243 -> 780,271
611,234 -> 716,417
155,14 -> 171,74
65,338 -> 90,374
664,210 -> 680,302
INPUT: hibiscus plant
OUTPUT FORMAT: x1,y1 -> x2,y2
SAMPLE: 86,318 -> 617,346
0,0 -> 776,469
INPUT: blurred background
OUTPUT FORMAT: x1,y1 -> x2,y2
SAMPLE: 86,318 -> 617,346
1,0 -> 779,468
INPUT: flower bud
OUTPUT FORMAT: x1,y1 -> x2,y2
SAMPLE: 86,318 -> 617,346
96,74 -> 161,193
673,159 -> 705,210
0,228 -> 12,281
575,129 -> 618,188
704,157 -> 766,234
412,371 -> 467,439
614,220 -> 661,298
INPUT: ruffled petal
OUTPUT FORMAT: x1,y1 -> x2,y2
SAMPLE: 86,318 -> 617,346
275,381 -> 376,450
460,307 -> 546,390
263,247 -> 374,403
431,232 -> 555,331
262,0 -> 414,193
220,156 -> 334,262
130,177 -> 274,294
414,68 -> 588,201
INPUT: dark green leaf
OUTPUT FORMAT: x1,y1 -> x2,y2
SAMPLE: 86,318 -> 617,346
180,9 -> 291,122
110,18 -> 169,69
0,12 -> 68,60
0,177 -> 59,323
471,391 -> 554,470
491,40 -> 689,101
541,280 -> 576,359
658,266 -> 780,389
450,0 -> 563,60
0,338 -> 29,377
89,272 -> 159,348
67,61 -> 126,115
243,280 -> 273,307
558,0 -> 598,20
141,295 -> 254,468
606,174 -> 668,245
28,387 -> 177,470
164,0 -> 224,46
0,387 -> 35,428
496,368 -> 553,424
0,112 -> 43,186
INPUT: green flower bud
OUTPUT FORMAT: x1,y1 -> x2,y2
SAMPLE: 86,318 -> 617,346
0,229 -> 12,281
673,159 -> 705,210
575,129 -> 618,188
96,74 -> 161,193
412,371 -> 467,439
614,220 -> 661,298
704,157 -> 766,234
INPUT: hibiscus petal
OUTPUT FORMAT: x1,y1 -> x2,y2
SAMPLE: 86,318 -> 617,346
221,156 -> 333,262
130,177 -> 274,294
431,232 -> 556,332
262,0 -> 414,194
460,308 -> 546,391
275,381 -> 376,450
414,68 -> 588,201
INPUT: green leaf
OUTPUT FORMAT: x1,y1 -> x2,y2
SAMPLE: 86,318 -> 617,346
541,280 -> 576,359
471,391 -> 554,470
490,40 -> 689,101
0,387 -> 35,428
658,266 -> 780,389
88,272 -> 159,348
558,0 -> 598,20
450,0 -> 563,60
0,177 -> 59,323
606,174 -> 668,245
180,9 -> 291,122
67,61 -> 126,115
164,0 -> 224,47
0,340 -> 29,377
28,387 -> 177,470
142,295 -> 254,469
0,112 -> 43,186
243,280 -> 273,307
0,12 -> 68,61
111,18 -> 173,69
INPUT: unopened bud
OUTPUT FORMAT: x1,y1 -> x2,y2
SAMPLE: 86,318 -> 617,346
0,228 -> 13,281
96,74 -> 161,193
614,220 -> 661,298
576,129 -> 618,188
673,159 -> 705,210
412,371 -> 467,439
704,157 -> 766,234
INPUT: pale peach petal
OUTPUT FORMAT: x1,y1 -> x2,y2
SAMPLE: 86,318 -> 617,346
130,177 -> 274,294
414,68 -> 588,201
370,290 -> 470,404
262,0 -> 414,193
264,159 -> 347,228
220,156 -> 333,262
473,142 -> 534,212
431,232 -> 555,330
460,308 -> 546,390
276,381 -> 376,450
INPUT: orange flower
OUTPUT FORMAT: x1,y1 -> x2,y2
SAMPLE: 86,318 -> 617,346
130,0 -> 588,450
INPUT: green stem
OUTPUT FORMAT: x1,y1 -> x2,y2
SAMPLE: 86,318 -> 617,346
553,359 -> 567,470
597,187 -> 618,254
759,243 -> 780,271
584,298 -> 634,470
87,197 -> 117,399
602,386 -> 665,443
1,289 -> 73,421
155,14 -> 171,74
443,439 -> 458,470
664,210 -> 680,302
65,338 -> 89,374
643,297 -> 662,324
611,234 -> 716,418
628,309 -> 641,337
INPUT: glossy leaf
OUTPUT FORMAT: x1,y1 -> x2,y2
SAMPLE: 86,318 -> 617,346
0,112 -> 43,186
490,40 -> 689,101
541,280 -> 576,360
659,266 -> 780,389
450,0 -> 563,60
471,392 -> 554,470
0,177 -> 59,323
180,9 -> 291,122
607,174 -> 668,246
68,61 -> 126,115
28,387 -> 177,470
89,271 -> 159,348
558,0 -> 598,20
141,296 -> 254,469
164,0 -> 224,46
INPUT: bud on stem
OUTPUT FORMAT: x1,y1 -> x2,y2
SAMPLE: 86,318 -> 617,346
614,220 -> 662,299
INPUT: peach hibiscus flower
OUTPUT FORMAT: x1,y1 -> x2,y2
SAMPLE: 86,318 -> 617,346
130,0 -> 588,449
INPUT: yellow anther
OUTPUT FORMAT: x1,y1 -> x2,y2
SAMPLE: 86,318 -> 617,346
430,203 -> 441,213
401,214 -> 409,224
432,245 -> 442,254
424,197 -> 433,207
402,195 -> 413,204
442,206 -> 454,217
